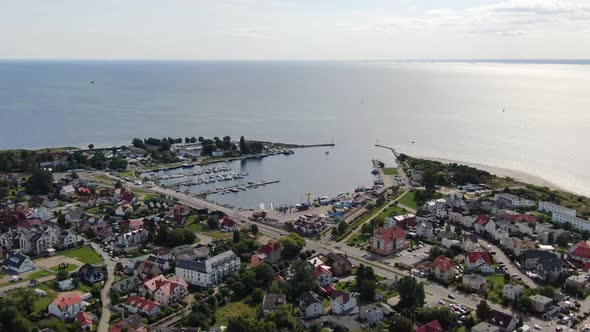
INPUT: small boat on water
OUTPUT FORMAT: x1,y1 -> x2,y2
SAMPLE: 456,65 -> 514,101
371,168 -> 379,175
325,151 -> 329,155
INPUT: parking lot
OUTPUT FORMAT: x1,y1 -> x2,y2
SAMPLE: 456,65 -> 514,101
393,242 -> 432,266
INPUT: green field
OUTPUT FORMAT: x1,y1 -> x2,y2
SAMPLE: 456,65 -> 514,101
29,269 -> 55,279
50,263 -> 79,273
183,221 -> 231,240
215,301 -> 258,325
398,191 -> 418,210
383,167 -> 399,175
117,169 -> 137,179
486,275 -> 506,304
60,246 -> 103,264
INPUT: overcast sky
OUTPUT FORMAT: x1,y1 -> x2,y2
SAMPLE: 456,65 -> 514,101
1,0 -> 589,60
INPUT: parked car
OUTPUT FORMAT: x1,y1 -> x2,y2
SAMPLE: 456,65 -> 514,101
448,294 -> 455,299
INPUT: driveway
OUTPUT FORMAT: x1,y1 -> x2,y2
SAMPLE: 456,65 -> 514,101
478,238 -> 537,288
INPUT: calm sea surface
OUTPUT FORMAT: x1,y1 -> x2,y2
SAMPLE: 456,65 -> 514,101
1,60 -> 589,204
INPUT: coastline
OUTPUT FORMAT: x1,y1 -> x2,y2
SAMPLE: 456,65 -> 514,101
421,156 -> 567,192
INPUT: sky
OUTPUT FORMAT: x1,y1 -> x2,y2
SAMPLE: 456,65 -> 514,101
1,0 -> 590,60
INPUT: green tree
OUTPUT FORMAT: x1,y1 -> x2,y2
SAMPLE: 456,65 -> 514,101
416,307 -> 457,329
278,233 -> 305,259
250,288 -> 265,304
109,157 -> 128,170
476,300 -> 492,321
263,305 -> 296,330
397,276 -> 425,309
56,269 -> 69,281
288,260 -> 317,299
88,144 -> 94,150
254,263 -> 275,286
359,279 -> 376,301
582,231 -> 590,241
207,216 -> 219,229
239,136 -> 250,155
25,168 -> 53,195
518,296 -> 533,314
233,230 -> 241,243
389,316 -> 414,332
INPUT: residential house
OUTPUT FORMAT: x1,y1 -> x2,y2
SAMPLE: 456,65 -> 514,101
391,214 -> 416,229
472,322 -> 501,332
79,196 -> 97,208
123,296 -> 161,317
32,207 -> 53,221
175,250 -> 240,287
298,291 -> 323,318
262,293 -> 287,316
530,295 -> 553,313
146,255 -> 171,272
462,233 -> 480,251
251,243 -> 282,268
219,217 -> 239,232
512,239 -> 536,257
78,264 -> 107,284
503,284 -> 525,301
416,222 -> 435,239
166,205 -> 190,224
415,209 -> 434,223
416,320 -> 444,332
3,252 -> 36,274
461,215 -> 477,229
109,314 -> 147,332
485,309 -> 517,332
115,204 -> 134,216
60,185 -> 76,199
123,218 -> 144,230
521,250 -> 568,280
442,238 -> 461,249
48,292 -> 86,319
76,312 -> 93,331
330,291 -> 357,314
140,274 -> 188,306
153,248 -> 174,261
566,274 -> 588,290
551,212 -> 590,232
57,279 -> 75,291
466,252 -> 495,274
59,229 -> 78,248
568,241 -> 590,266
474,215 -> 495,235
134,260 -> 163,279
462,274 -> 487,292
369,226 -> 406,256
313,265 -> 333,287
326,253 -> 352,276
111,276 -> 142,294
538,201 -> 576,217
65,207 -> 85,224
117,228 -> 148,247
431,255 -> 457,282
359,304 -> 384,326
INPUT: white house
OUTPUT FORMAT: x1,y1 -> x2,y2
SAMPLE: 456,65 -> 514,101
175,250 -> 240,288
115,204 -> 134,216
313,265 -> 332,287
503,284 -> 525,301
494,193 -> 535,208
60,185 -> 76,199
330,291 -> 357,314
3,252 -> 36,274
538,202 -> 576,217
117,228 -> 148,247
123,296 -> 161,317
32,207 -> 53,221
140,274 -> 188,306
416,222 -> 434,239
552,212 -> 590,232
359,304 -> 384,326
462,274 -> 487,292
466,252 -> 495,274
299,291 -> 323,317
461,215 -> 476,229
48,292 -> 86,319
59,229 -> 78,248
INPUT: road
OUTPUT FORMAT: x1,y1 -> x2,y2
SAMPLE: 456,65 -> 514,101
375,144 -> 411,190
88,241 -> 117,332
92,172 -> 553,330
478,238 -> 538,288
0,274 -> 57,293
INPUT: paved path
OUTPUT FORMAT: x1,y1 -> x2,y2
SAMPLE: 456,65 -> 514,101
477,238 -> 537,288
0,274 -> 56,293
89,241 -> 116,332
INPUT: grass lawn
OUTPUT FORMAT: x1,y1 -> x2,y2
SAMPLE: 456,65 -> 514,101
347,233 -> 369,247
183,222 -> 206,233
216,301 -> 258,325
375,205 -> 406,222
383,167 -> 399,175
203,230 -> 233,239
30,269 -> 55,279
398,191 -> 418,210
60,246 -> 103,264
486,275 -> 507,304
94,175 -> 114,184
50,263 -> 79,273
117,169 -> 137,179
86,207 -> 101,214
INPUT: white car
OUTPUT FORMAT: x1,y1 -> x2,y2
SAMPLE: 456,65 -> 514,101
534,325 -> 541,330
439,300 -> 446,305
383,260 -> 390,265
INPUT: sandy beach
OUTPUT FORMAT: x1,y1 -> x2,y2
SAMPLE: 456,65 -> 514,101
421,156 -> 566,192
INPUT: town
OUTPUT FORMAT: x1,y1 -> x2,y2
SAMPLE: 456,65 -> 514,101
1,138 -> 590,332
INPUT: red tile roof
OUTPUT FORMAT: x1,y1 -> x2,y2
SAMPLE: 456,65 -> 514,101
571,241 -> 590,259
432,256 -> 453,273
54,292 -> 83,309
475,215 -> 491,226
76,312 -> 93,326
260,243 -> 280,255
374,226 -> 406,241
221,217 -> 237,228
125,296 -> 160,312
467,251 -> 492,265
416,320 -> 443,332
313,265 -> 332,279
